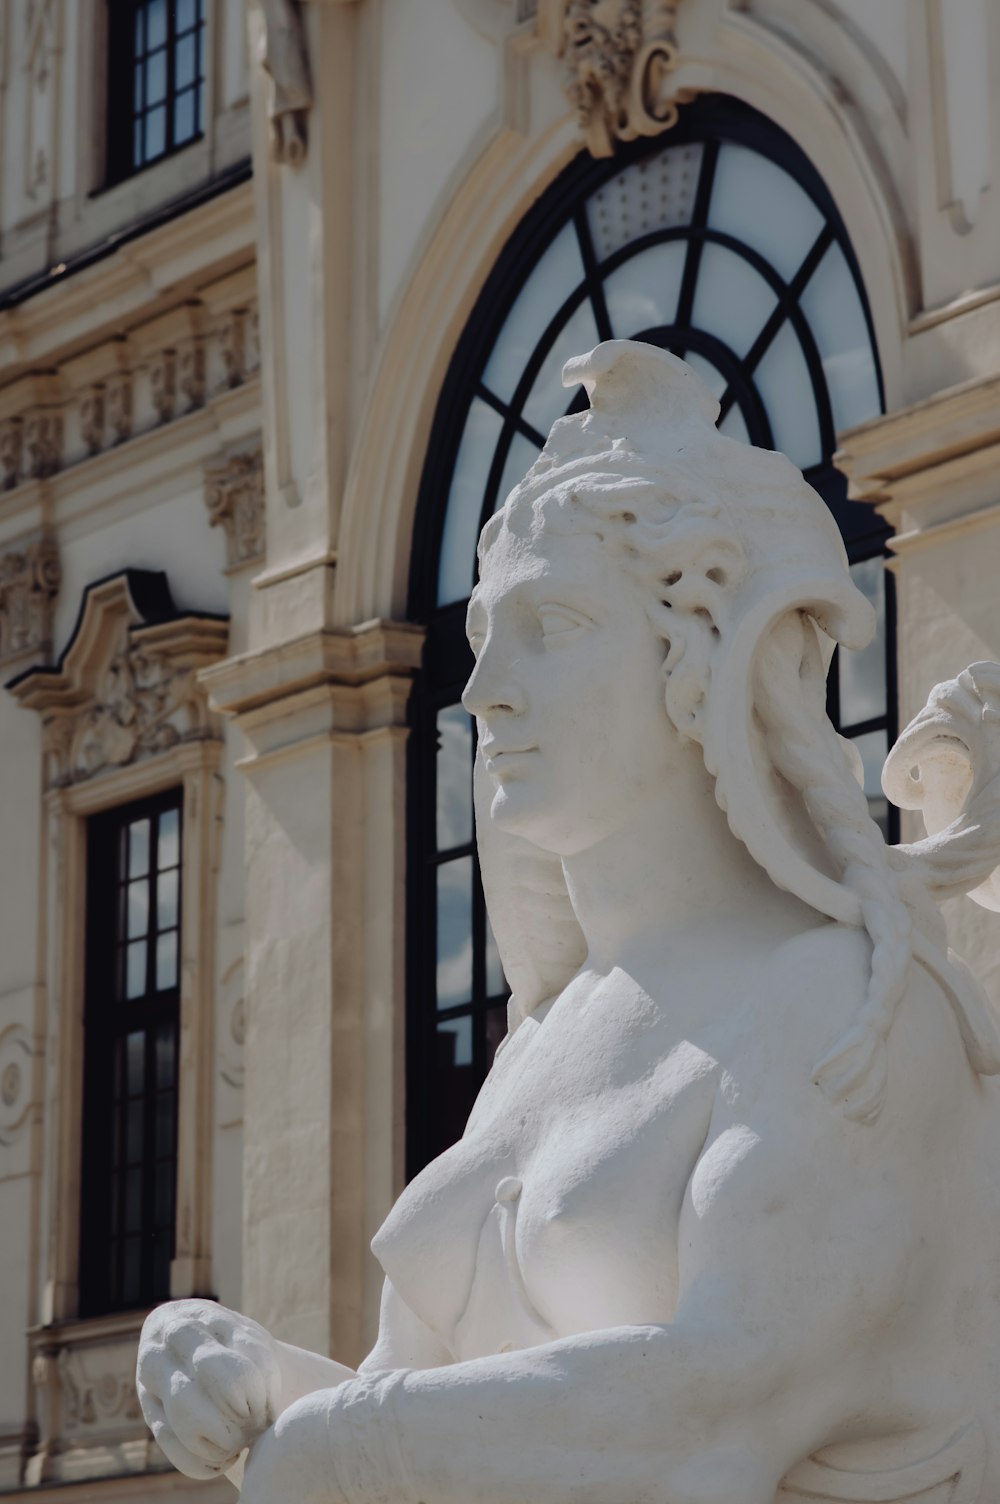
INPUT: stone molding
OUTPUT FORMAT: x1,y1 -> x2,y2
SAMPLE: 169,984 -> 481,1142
0,533 -> 60,665
537,0 -> 692,157
7,571 -> 229,791
0,273 -> 259,492
204,446 -> 266,569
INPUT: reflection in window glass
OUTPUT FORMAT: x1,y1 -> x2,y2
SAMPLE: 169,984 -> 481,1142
603,242 -> 686,338
522,299 -> 601,437
436,1016 -> 473,1069
754,322 -> 822,469
801,243 -> 882,434
159,809 -> 180,869
436,706 -> 473,851
691,244 -> 778,358
483,224 -> 586,403
708,144 -> 825,283
839,557 -> 886,728
129,819 -> 150,879
437,398 -> 504,606
587,144 -> 704,260
437,857 -> 474,1009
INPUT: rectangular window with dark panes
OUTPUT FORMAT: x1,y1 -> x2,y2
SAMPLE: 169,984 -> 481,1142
79,791 -> 182,1316
105,0 -> 206,186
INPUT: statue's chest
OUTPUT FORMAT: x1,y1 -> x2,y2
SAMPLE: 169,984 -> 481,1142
373,980 -> 720,1357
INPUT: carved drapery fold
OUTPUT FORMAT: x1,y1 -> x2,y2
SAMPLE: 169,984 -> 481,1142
6,571 -> 228,791
258,0 -> 312,165
0,535 -> 60,665
538,0 -> 692,157
204,447 -> 266,568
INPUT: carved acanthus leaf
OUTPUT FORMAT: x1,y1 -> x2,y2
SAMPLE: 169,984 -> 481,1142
0,535 -> 60,664
204,448 -> 265,568
541,0 -> 692,157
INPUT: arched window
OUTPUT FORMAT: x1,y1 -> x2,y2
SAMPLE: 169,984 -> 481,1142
407,96 -> 891,1175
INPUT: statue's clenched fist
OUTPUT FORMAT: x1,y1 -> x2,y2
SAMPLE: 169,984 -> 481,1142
137,1300 -> 283,1480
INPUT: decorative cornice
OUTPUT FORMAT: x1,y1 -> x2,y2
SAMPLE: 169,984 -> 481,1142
0,533 -> 59,664
204,447 -> 265,569
538,0 -> 692,157
7,571 -> 228,790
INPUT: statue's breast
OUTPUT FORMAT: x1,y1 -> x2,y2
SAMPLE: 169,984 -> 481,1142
373,972 -> 720,1358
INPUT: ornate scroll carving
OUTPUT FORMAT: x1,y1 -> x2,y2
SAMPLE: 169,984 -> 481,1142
0,419 -> 23,490
258,0 -> 312,165
150,349 -> 177,423
6,571 -> 228,790
540,0 -> 692,157
0,535 -> 60,664
204,448 -> 265,568
0,1025 -> 35,1147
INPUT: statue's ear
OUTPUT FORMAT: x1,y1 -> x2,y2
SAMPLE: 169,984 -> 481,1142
474,750 -> 586,1029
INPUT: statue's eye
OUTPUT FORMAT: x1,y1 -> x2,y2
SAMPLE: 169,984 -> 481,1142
538,605 -> 592,640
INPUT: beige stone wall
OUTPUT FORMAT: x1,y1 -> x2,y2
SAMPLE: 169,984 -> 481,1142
0,0 -> 999,1495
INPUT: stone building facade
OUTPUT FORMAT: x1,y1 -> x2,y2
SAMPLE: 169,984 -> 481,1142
0,0 -> 998,1499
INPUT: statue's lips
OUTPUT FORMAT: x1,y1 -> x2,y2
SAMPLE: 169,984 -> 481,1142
482,745 -> 539,772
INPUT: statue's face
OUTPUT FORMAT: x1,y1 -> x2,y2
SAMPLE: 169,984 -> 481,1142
464,519 -> 676,857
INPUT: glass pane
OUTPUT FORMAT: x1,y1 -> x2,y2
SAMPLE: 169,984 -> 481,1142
158,808 -> 180,870
839,557 -> 886,727
134,118 -> 143,167
718,403 -> 751,444
483,223 -> 585,404
122,1237 -> 141,1305
708,144 -> 825,284
436,1015 -> 473,1068
850,727 -> 889,838
146,0 -> 167,50
800,243 -> 881,434
125,1099 -> 144,1165
126,1031 -> 145,1096
145,49 -> 166,106
494,431 -> 542,516
753,320 -> 822,469
126,940 -> 147,1000
127,879 -> 149,940
437,397 -> 504,606
155,1092 -> 175,1158
682,350 -> 727,400
586,143 -> 704,261
522,298 -> 600,437
437,856 -> 473,1009
174,88 -> 196,144
155,1162 -> 175,1229
602,241 -> 686,339
691,244 -> 778,359
485,911 -> 505,997
134,63 -> 144,111
128,819 -> 150,878
156,931 -> 178,991
144,104 -> 166,161
176,34 -> 196,88
155,1022 -> 176,1089
436,705 -> 473,851
177,0 -> 197,31
134,5 -> 145,50
157,867 -> 179,931
124,1169 -> 143,1234
153,1229 -> 172,1297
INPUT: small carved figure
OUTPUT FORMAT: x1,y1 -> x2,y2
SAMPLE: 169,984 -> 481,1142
138,342 -> 1000,1503
257,0 -> 312,167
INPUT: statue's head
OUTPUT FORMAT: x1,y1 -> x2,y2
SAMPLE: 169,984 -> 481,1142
468,340 -> 906,1122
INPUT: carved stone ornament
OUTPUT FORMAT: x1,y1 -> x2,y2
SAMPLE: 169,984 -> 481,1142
204,448 -> 265,568
0,1025 -> 35,1147
139,343 -> 1000,1504
539,0 -> 694,157
0,535 -> 60,664
257,0 -> 312,166
6,571 -> 228,790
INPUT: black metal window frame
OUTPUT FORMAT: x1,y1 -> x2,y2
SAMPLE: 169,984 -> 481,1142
105,0 -> 206,188
79,787 -> 183,1316
406,95 -> 894,1178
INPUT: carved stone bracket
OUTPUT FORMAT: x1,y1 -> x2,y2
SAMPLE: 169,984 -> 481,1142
0,534 -> 60,665
258,0 -> 313,165
538,0 -> 693,157
204,447 -> 265,569
6,571 -> 229,791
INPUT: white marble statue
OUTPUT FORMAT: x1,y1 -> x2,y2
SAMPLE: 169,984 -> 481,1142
137,341 -> 1000,1504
